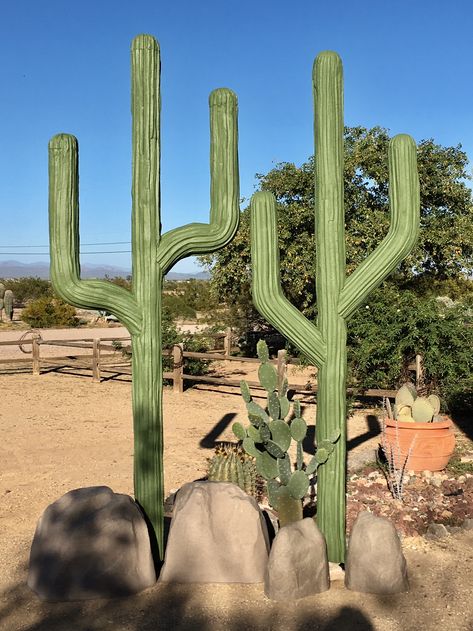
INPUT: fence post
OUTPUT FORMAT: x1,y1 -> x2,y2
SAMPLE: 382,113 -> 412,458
32,335 -> 40,376
224,327 -> 232,357
92,338 -> 101,382
415,354 -> 423,389
172,343 -> 184,393
277,349 -> 287,392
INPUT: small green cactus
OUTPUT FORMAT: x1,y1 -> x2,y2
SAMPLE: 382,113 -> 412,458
0,283 -> 4,320
395,383 -> 416,408
393,382 -> 440,422
233,340 -> 339,527
207,443 -> 261,499
428,394 -> 441,415
3,290 -> 13,321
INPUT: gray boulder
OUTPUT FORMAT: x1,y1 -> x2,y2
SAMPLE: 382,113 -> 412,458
426,522 -> 449,539
28,486 -> 156,601
159,481 -> 269,583
345,511 -> 408,594
265,518 -> 330,601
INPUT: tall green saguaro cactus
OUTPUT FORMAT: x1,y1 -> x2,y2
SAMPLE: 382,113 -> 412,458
250,52 -> 419,562
49,34 -> 239,558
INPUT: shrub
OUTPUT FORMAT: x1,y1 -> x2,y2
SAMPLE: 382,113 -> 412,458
180,333 -> 211,377
347,283 -> 473,411
162,294 -> 197,320
21,296 -> 79,328
161,308 -> 211,380
1,277 -> 52,304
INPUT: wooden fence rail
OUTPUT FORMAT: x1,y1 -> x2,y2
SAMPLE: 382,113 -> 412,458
0,329 -> 423,398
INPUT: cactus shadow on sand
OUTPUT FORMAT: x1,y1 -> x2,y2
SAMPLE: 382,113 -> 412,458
301,415 -> 380,458
346,415 -> 381,452
0,570 -> 378,631
199,413 -> 238,449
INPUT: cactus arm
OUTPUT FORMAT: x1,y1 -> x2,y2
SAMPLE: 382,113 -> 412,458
339,134 -> 420,319
157,88 -> 239,273
251,191 -> 327,367
48,134 -> 142,335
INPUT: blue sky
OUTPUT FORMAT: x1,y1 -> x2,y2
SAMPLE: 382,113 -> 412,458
0,0 -> 472,273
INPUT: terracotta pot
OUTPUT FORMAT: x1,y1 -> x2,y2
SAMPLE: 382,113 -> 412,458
383,417 -> 455,472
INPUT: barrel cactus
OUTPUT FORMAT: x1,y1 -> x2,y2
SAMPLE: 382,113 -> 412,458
207,442 -> 261,499
233,340 -> 339,527
393,383 -> 441,423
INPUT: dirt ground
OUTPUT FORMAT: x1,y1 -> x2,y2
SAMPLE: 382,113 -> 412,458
1,358 -> 472,631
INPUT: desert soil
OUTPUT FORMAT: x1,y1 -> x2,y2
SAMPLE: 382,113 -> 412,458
1,343 -> 472,630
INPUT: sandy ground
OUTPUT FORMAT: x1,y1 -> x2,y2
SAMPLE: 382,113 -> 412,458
1,354 -> 472,629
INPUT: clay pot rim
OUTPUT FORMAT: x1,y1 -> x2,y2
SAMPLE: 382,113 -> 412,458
385,417 -> 453,430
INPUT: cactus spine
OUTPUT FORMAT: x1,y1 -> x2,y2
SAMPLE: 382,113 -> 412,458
48,35 -> 239,558
250,52 -> 419,561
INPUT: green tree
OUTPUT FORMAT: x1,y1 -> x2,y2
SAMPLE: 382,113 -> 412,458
347,283 -> 473,410
201,127 -> 473,328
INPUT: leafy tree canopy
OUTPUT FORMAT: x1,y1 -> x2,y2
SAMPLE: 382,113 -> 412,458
200,126 -> 473,327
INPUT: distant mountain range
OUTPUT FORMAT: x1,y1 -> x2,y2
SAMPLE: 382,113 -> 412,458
0,260 -> 210,281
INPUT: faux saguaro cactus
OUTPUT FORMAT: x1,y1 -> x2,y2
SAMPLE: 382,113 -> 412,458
49,35 -> 239,558
250,52 -> 419,562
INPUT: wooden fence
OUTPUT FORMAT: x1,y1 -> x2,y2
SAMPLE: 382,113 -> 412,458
0,328 -> 424,398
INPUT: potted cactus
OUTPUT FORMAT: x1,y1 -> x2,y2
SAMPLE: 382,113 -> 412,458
232,340 -> 339,527
384,383 -> 455,472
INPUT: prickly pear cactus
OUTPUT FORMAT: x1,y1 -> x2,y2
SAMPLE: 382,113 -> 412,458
393,383 -> 439,422
233,340 -> 339,527
428,394 -> 441,415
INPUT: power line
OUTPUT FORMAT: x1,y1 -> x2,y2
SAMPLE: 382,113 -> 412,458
0,250 -> 132,255
0,241 -> 131,248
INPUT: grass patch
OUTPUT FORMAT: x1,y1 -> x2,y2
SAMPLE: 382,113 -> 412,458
446,456 -> 473,476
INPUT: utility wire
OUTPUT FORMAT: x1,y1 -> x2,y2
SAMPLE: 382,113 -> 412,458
0,241 -> 131,248
0,250 -> 132,255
